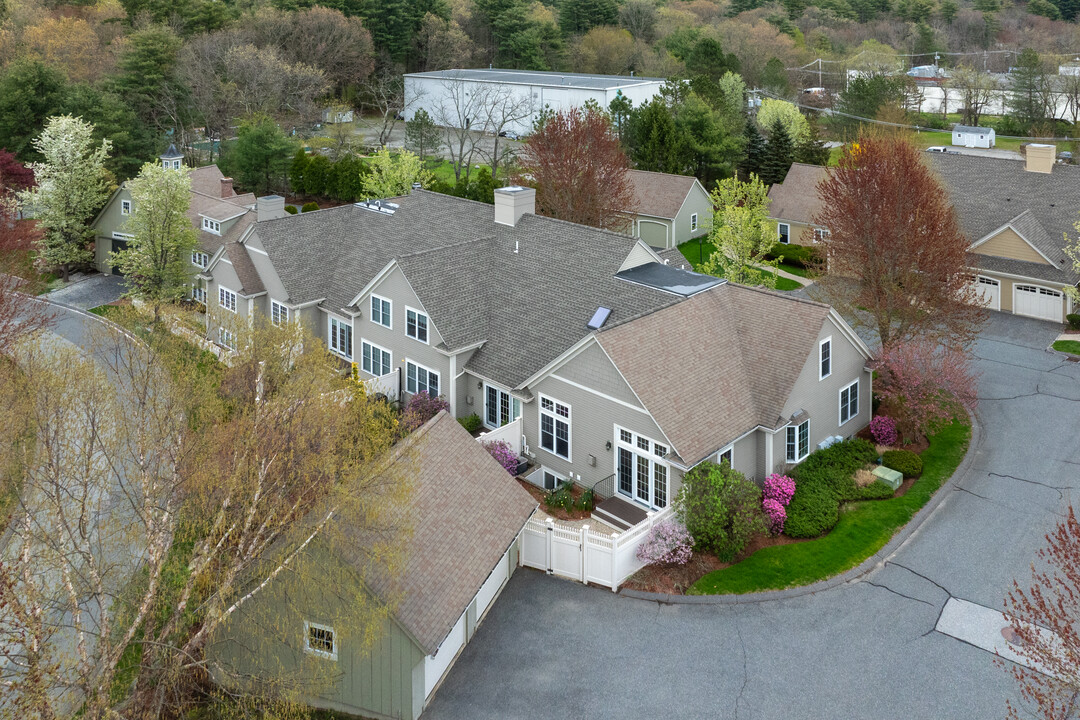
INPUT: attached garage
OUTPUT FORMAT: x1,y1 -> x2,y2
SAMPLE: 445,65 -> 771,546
973,276 -> 1000,310
1013,283 -> 1063,322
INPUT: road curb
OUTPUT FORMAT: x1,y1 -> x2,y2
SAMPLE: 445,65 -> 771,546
619,409 -> 982,606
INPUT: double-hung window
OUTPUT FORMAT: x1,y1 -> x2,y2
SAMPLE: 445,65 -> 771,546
406,360 -> 439,396
362,340 -> 391,377
219,327 -> 236,350
839,380 -> 859,425
305,622 -> 336,661
192,251 -> 209,269
202,217 -> 221,234
271,300 -> 289,326
218,286 -> 237,313
778,222 -> 790,244
328,317 -> 352,360
120,199 -> 131,216
786,420 -> 810,463
690,213 -> 699,231
485,385 -> 521,429
406,307 -> 428,343
539,395 -> 570,460
370,294 -> 391,328
191,285 -> 206,304
819,337 -> 831,379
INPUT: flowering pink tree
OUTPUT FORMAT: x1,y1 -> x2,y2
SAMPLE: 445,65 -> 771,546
636,520 -> 694,566
874,341 -> 978,444
399,391 -> 450,434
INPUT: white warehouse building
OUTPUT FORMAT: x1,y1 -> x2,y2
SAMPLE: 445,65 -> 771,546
404,68 -> 666,136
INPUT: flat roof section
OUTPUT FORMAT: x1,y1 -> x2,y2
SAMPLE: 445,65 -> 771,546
615,262 -> 724,297
404,68 -> 666,91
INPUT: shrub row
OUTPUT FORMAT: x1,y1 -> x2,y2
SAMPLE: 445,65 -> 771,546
765,242 -> 822,270
785,438 -> 885,538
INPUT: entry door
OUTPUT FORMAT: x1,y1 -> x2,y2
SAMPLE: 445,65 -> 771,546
615,428 -> 669,509
1014,284 -> 1062,321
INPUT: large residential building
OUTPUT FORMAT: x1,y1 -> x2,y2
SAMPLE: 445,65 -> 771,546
199,185 -> 873,522
403,68 -> 666,136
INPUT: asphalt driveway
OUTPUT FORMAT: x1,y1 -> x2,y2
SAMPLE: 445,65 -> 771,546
45,273 -> 125,310
423,312 -> 1079,720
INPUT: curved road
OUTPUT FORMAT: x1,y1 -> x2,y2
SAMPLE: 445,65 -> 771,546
424,313 -> 1079,720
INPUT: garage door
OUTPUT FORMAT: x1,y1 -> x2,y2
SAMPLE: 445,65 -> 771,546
973,276 -> 999,310
1014,284 -> 1062,322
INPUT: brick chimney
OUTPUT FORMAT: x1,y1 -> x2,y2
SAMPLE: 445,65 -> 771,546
493,186 -> 536,227
220,176 -> 235,198
1024,143 -> 1054,174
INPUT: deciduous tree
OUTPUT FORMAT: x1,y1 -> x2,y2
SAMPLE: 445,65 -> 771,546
873,341 -> 978,443
757,99 -> 810,144
361,147 -> 432,199
949,64 -> 997,127
19,115 -> 112,282
700,174 -> 780,288
813,132 -> 984,348
110,163 -> 200,324
514,107 -> 635,232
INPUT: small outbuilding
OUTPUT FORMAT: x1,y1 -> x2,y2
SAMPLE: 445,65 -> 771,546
952,124 -> 996,148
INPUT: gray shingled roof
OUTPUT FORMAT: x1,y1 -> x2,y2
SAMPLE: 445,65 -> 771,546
952,125 -> 992,134
597,284 -> 835,467
626,170 -> 698,219
341,411 -> 536,656
767,163 -> 828,225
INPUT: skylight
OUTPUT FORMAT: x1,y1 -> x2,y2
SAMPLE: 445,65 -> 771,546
587,307 -> 611,330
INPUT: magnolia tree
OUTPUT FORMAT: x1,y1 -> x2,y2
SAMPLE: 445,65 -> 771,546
111,162 -> 200,323
700,173 -> 780,288
873,341 -> 978,443
813,132 -> 984,349
18,115 -> 112,282
1000,506 -> 1080,720
360,147 -> 432,200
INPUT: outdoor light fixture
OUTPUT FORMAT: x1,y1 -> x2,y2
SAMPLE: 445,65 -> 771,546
605,441 -> 612,451
477,381 -> 483,389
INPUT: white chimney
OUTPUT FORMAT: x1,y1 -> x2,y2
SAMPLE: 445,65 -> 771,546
1024,143 -> 1054,174
256,195 -> 287,222
493,186 -> 536,227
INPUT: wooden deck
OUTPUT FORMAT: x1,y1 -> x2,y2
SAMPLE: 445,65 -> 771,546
592,495 -> 649,532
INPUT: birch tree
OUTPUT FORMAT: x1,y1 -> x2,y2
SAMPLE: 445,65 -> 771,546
18,115 -> 112,282
700,174 -> 780,288
110,163 -> 200,324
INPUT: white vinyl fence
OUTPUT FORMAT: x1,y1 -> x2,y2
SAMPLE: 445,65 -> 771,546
476,417 -> 522,457
365,368 -> 399,402
519,506 -> 673,591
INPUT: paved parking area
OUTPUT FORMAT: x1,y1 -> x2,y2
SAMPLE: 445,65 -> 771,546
45,273 -> 125,310
422,312 -> 1080,720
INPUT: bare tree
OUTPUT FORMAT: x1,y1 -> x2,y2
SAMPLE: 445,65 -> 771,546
475,87 -> 534,181
1058,73 -> 1080,126
432,74 -> 494,183
948,64 -> 997,126
360,60 -> 418,148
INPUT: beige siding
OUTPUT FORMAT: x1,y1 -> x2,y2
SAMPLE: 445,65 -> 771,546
618,241 -> 660,272
770,219 -> 818,248
671,183 -> 713,246
974,227 -> 1050,265
775,316 -> 871,475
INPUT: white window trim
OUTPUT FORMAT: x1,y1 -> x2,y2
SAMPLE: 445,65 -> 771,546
839,379 -> 859,426
717,444 -> 734,466
819,336 -> 832,380
406,358 -> 440,396
690,213 -> 698,231
271,300 -> 290,326
191,285 -> 206,304
483,383 -> 522,430
111,231 -> 133,240
202,217 -> 221,235
219,327 -> 236,350
218,286 -> 237,313
361,338 -> 392,377
405,305 -> 430,345
304,621 -> 337,661
192,251 -> 209,268
786,420 -> 811,463
614,425 -> 669,509
370,293 -> 392,329
120,199 -> 131,216
777,222 -> 790,244
538,393 -> 571,462
328,316 -> 353,360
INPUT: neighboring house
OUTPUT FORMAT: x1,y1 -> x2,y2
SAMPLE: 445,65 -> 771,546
623,169 -> 712,250
403,69 -> 665,136
951,124 -> 995,148
930,147 -> 1080,322
211,410 -> 537,720
766,162 -> 829,247
203,185 -> 873,527
91,148 -> 258,313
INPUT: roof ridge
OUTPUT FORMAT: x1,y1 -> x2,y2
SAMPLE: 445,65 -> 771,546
628,168 -> 696,182
516,211 -> 649,245
396,234 -> 493,261
727,281 -> 831,309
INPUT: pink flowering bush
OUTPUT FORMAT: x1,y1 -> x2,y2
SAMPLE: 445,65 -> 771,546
636,520 -> 694,566
484,439 -> 518,475
870,415 -> 898,446
399,391 -> 450,434
763,498 -> 787,535
763,473 -> 796,506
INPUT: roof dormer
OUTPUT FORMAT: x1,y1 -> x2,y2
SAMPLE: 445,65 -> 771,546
160,144 -> 183,171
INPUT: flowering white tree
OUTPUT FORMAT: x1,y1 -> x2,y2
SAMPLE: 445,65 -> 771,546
19,115 -> 112,282
110,162 -> 199,323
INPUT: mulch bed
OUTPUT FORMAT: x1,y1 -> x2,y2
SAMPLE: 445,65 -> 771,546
516,478 -> 592,521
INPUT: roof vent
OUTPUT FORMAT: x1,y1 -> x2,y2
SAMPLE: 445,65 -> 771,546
355,199 -> 399,215
587,307 -> 611,330
411,182 -> 422,190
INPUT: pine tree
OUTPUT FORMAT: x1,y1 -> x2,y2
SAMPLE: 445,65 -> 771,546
405,108 -> 441,161
795,122 -> 830,166
740,122 -> 767,181
760,118 -> 794,186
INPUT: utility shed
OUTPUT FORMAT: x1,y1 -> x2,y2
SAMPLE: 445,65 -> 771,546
952,124 -> 996,148
404,68 -> 666,136
210,411 -> 537,720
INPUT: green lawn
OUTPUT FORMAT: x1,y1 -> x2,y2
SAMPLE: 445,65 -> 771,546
1053,340 -> 1080,355
688,419 -> 971,595
677,241 -> 803,291
776,261 -> 813,279
425,158 -> 493,185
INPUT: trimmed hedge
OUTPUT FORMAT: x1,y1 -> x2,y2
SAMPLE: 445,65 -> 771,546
882,449 -> 923,478
301,201 -> 319,212
765,242 -> 822,270
1068,313 -> 1080,330
284,205 -> 298,214
853,480 -> 896,500
785,438 -> 878,538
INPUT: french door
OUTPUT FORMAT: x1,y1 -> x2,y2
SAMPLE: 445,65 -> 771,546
615,427 -> 668,509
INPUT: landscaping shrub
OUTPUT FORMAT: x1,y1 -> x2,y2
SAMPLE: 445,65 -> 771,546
399,391 -> 450,434
636,520 -> 694,566
763,473 -> 796,506
483,439 -> 518,475
853,480 -> 896,500
870,415 -> 898,446
783,483 -> 839,538
674,461 -> 766,562
882,449 -> 923,478
575,486 -> 594,512
301,201 -> 319,212
1068,313 -> 1080,330
765,242 -> 822,269
545,480 -> 574,512
458,413 -> 483,434
284,205 -> 298,214
763,498 -> 788,535
785,438 -> 878,538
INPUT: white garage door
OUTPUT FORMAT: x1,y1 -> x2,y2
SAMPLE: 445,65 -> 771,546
973,276 -> 1000,310
1014,284 -> 1062,322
